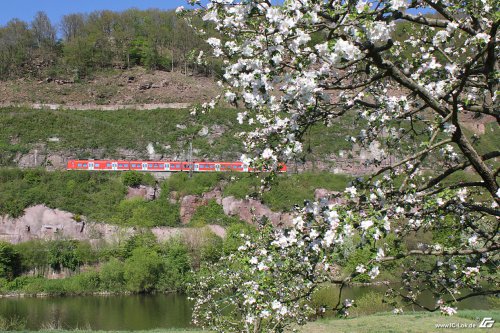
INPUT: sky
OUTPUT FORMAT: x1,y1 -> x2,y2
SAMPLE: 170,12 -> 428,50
0,0 -> 190,25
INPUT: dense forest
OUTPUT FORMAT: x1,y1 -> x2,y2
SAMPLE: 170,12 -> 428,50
0,9 -> 220,80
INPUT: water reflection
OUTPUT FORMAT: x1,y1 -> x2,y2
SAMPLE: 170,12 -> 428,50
0,294 -> 193,330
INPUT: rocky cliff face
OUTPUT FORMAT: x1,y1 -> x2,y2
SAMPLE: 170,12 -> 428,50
0,188 -> 344,244
178,188 -> 293,226
0,205 -> 225,244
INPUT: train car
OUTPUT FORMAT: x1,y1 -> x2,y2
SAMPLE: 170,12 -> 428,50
67,160 -> 107,171
67,159 -> 287,173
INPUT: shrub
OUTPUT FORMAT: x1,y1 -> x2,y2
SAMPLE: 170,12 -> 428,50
157,238 -> 192,292
64,270 -> 101,294
100,258 -> 125,291
47,240 -> 81,271
123,171 -> 144,188
124,247 -> 163,293
199,232 -> 224,264
0,242 -> 21,280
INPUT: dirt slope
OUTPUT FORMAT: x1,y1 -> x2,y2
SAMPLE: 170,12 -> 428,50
0,67 -> 219,105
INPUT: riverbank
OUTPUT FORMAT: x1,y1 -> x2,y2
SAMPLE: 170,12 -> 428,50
8,310 -> 500,333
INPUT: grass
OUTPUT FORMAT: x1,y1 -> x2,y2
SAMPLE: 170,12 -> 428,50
302,310 -> 500,333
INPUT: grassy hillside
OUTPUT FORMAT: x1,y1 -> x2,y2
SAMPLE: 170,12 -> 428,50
0,107 -> 248,165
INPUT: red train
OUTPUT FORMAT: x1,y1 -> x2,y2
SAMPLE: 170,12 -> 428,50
66,160 -> 287,173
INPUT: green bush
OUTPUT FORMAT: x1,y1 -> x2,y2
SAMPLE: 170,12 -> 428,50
47,240 -> 82,271
199,232 -> 224,264
124,247 -> 163,292
64,270 -> 101,294
100,258 -> 125,291
0,169 -> 126,220
0,242 -> 21,280
122,171 -> 155,187
122,171 -> 144,187
157,238 -> 192,292
122,230 -> 159,258
112,196 -> 180,227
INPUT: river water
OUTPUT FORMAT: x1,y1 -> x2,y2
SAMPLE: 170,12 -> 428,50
0,287 -> 493,330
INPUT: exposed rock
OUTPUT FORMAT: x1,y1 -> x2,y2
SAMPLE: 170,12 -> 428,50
176,124 -> 187,130
116,148 -> 142,160
18,148 -> 47,168
222,196 -> 292,226
54,79 -> 74,85
203,188 -> 223,205
198,126 -> 209,137
0,205 -> 225,245
179,195 -> 204,224
126,185 -> 157,201
178,188 -> 224,224
46,154 -> 66,171
0,205 -> 133,244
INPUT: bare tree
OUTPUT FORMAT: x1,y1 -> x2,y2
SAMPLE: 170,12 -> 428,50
31,11 -> 56,48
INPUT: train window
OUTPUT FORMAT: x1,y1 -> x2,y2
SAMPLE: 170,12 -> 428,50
154,164 -> 158,168
77,163 -> 82,167
176,164 -> 180,168
95,163 -> 100,167
131,164 -> 135,168
107,163 -> 111,167
118,164 -> 123,168
83,164 -> 87,167
124,164 -> 128,167
148,164 -> 153,168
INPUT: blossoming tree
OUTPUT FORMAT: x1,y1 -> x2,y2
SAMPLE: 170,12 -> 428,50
181,0 -> 499,331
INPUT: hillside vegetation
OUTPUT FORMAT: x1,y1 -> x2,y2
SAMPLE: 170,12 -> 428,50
0,169 -> 349,222
0,106 -> 359,168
